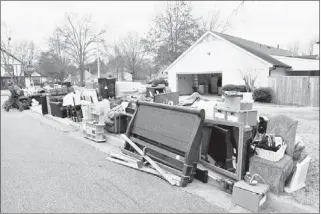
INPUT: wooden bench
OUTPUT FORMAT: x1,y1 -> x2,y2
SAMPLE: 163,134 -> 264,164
122,101 -> 205,187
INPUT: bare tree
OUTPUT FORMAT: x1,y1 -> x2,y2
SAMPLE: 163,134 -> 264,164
220,1 -> 245,33
198,11 -> 226,34
13,40 -> 38,75
118,32 -> 145,81
104,41 -> 126,80
239,68 -> 259,92
287,42 -> 300,56
142,1 -> 200,68
48,28 -> 72,78
55,13 -> 106,86
307,35 -> 319,55
1,22 -> 13,69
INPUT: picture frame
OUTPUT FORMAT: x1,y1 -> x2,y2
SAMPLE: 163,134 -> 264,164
200,119 -> 245,181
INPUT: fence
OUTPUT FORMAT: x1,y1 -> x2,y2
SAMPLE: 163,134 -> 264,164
268,76 -> 319,107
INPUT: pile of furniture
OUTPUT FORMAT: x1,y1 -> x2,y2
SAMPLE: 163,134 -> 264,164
99,86 -> 311,212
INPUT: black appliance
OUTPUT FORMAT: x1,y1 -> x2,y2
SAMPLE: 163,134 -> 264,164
41,95 -> 48,115
62,82 -> 71,88
98,77 -> 116,99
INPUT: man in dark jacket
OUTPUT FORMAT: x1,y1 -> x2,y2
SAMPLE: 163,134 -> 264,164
5,81 -> 23,112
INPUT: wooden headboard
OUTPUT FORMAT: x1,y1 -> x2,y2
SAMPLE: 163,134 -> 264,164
124,101 -> 205,187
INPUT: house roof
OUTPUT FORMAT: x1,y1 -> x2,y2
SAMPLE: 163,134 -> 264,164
1,72 -> 11,77
163,31 -> 293,75
271,55 -> 320,71
214,32 -> 292,68
0,48 -> 22,63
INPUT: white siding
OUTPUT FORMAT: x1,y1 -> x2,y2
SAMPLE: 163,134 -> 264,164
270,67 -> 287,76
167,34 -> 272,92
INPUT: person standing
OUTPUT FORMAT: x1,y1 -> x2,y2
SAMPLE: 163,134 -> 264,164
5,81 -> 23,112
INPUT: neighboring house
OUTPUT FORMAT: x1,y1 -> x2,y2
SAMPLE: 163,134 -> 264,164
0,49 -> 24,89
25,70 -> 48,88
166,31 -> 320,95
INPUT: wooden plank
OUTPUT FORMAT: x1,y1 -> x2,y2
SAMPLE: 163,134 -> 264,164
130,137 -> 186,162
121,134 -> 181,186
105,157 -> 161,177
309,77 -> 320,107
120,148 -> 182,177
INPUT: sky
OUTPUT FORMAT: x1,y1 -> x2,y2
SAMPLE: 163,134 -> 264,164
1,1 -> 320,55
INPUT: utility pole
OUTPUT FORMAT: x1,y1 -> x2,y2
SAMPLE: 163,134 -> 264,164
97,36 -> 100,78
7,37 -> 15,84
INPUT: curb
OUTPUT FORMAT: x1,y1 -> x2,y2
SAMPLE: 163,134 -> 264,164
28,106 -> 318,213
267,193 -> 318,213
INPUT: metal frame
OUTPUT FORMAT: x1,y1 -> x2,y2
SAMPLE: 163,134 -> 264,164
200,119 -> 245,181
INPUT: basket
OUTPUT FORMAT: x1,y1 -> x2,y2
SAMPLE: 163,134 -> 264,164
255,144 -> 287,162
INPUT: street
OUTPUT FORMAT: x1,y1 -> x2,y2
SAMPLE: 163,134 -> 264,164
1,108 -> 227,213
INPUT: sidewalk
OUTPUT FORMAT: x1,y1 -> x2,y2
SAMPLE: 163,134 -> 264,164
28,105 -> 318,213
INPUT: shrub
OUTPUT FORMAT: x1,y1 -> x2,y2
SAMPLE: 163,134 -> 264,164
253,87 -> 273,103
222,84 -> 238,92
222,84 -> 248,92
237,85 -> 248,92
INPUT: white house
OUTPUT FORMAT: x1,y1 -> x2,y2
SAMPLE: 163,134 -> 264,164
0,49 -> 24,89
166,31 -> 320,95
25,70 -> 48,88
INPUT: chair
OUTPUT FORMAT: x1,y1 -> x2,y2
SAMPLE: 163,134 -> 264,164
266,115 -> 298,159
249,115 -> 297,194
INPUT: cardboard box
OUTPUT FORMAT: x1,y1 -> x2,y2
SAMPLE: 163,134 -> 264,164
232,181 -> 269,212
224,95 -> 242,110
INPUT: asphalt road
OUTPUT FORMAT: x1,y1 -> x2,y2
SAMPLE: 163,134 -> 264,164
1,108 -> 227,213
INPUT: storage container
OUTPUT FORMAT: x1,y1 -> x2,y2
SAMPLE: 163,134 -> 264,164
224,95 -> 243,110
213,106 -> 258,126
255,144 -> 287,162
83,121 -> 106,142
240,100 -> 254,110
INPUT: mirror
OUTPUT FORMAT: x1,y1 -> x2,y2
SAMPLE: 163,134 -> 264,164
200,119 -> 246,181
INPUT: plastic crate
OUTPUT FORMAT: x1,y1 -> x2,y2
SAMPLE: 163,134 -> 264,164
83,121 -> 106,142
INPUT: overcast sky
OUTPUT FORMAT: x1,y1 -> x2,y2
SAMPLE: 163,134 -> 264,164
1,1 -> 319,54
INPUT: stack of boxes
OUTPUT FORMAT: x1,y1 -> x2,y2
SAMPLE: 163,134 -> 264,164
214,92 -> 257,126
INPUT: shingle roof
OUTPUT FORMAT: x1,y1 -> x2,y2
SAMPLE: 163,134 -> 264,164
214,32 -> 292,68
